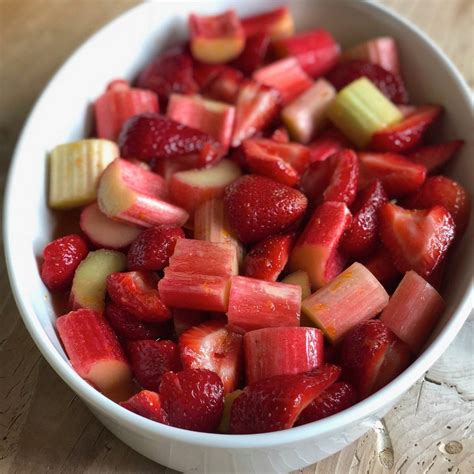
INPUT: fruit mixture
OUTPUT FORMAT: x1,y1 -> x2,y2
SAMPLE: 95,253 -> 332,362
40,7 -> 470,435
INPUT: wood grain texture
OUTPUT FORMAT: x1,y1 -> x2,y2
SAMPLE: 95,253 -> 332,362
0,1 -> 472,473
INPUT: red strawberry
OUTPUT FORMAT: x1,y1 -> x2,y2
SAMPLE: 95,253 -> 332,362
160,368 -> 224,432
341,181 -> 389,259
271,126 -> 290,143
179,321 -> 243,394
230,364 -> 341,434
300,149 -> 359,206
296,381 -> 358,425
127,340 -> 181,392
243,234 -> 292,281
358,152 -> 426,198
369,105 -> 443,153
232,32 -> 270,76
120,390 -> 169,424
204,67 -> 244,103
308,127 -> 350,163
363,245 -> 401,290
119,113 -> 225,168
340,320 -> 411,399
403,176 -> 471,237
173,309 -> 209,337
379,203 -> 455,277
326,59 -> 408,104
41,234 -> 89,291
127,225 -> 184,272
407,140 -> 464,174
193,62 -> 228,89
224,175 -> 308,244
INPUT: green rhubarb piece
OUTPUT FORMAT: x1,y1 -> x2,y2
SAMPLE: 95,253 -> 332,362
218,389 -> 243,433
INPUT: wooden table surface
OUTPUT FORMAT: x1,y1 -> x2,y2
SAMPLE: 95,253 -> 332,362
0,1 -> 473,473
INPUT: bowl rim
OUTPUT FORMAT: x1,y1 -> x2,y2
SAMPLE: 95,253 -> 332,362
3,0 -> 473,450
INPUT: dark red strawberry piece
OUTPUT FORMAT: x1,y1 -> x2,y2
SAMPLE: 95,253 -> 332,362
340,320 -> 411,399
119,113 -> 225,167
369,105 -> 443,153
407,140 -> 464,174
160,368 -> 224,432
127,339 -> 181,392
243,234 -> 292,281
179,321 -> 242,394
358,152 -> 426,198
173,309 -> 209,337
232,32 -> 270,76
363,245 -> 401,290
229,364 -> 341,434
120,390 -> 169,424
326,59 -> 408,104
308,127 -> 350,163
296,381 -> 358,425
224,175 -> 308,244
193,62 -> 228,89
379,203 -> 455,278
127,225 -> 184,272
341,181 -> 389,259
41,234 -> 89,291
203,67 -> 243,104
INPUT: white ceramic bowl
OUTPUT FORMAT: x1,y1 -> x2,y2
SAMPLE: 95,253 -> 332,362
4,1 -> 473,472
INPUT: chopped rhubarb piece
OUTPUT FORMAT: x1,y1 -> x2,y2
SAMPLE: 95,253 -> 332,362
80,203 -> 142,250
302,262 -> 389,343
189,10 -> 245,64
340,320 -> 411,399
127,340 -> 181,392
282,271 -> 311,300
97,158 -> 189,228
230,364 -> 340,434
282,79 -> 337,144
169,160 -> 241,214
119,113 -> 225,167
218,389 -> 243,433
308,127 -> 350,163
341,181 -> 389,259
173,308 -> 209,337
167,94 -> 235,147
380,271 -> 445,354
70,249 -> 127,312
253,57 -> 313,105
224,175 -> 308,244
244,327 -> 324,384
94,80 -> 159,141
231,80 -> 280,147
226,276 -> 301,332
243,234 -> 292,281
41,234 -> 88,291
370,105 -> 443,153
159,270 -> 231,312
407,140 -> 464,174
203,67 -> 243,104
56,309 -> 133,401
240,6 -> 294,41
290,201 -> 352,289
273,29 -> 340,78
379,203 -> 455,277
232,32 -> 270,76
358,152 -> 426,198
296,381 -> 358,425
169,239 -> 238,278
120,390 -> 169,424
179,321 -> 243,394
363,246 -> 401,290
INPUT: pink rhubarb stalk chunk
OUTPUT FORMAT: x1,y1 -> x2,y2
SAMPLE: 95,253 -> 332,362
240,7 -> 294,41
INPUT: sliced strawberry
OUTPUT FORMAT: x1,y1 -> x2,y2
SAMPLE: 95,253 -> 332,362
232,32 -> 270,76
229,364 -> 341,434
224,175 -> 308,244
369,105 -> 443,153
271,126 -> 290,143
127,340 -> 181,392
379,203 -> 455,277
179,321 -> 242,394
308,127 -> 350,163
407,140 -> 464,174
296,381 -> 358,425
120,390 -> 169,424
193,62 -> 228,90
119,113 -> 225,168
362,245 -> 401,290
204,67 -> 244,103
358,152 -> 426,198
402,176 -> 471,237
341,181 -> 389,259
340,320 -> 411,399
41,234 -> 88,291
243,234 -> 292,281
300,149 -> 359,206
160,368 -> 224,432
172,309 -> 209,337
326,59 -> 408,104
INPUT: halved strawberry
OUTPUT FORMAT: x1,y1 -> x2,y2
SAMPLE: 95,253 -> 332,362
308,127 -> 350,163
193,62 -> 228,90
127,340 -> 181,392
232,32 -> 270,76
179,321 -> 242,394
203,67 -> 244,103
407,140 -> 464,174
369,105 -> 443,153
362,245 -> 401,290
379,203 -> 455,277
173,309 -> 209,337
120,390 -> 169,424
229,364 -> 341,434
